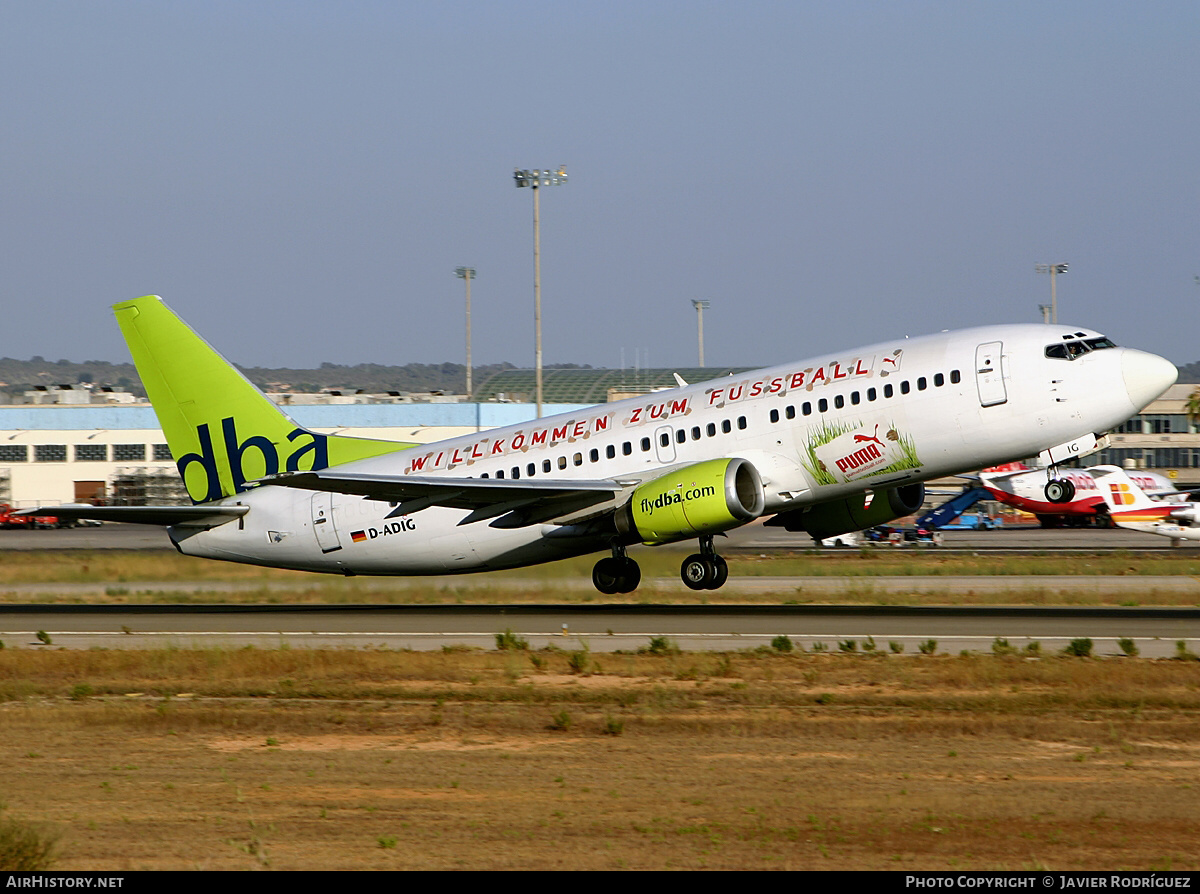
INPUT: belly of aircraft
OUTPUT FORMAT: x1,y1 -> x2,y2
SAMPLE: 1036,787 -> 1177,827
169,490 -> 601,577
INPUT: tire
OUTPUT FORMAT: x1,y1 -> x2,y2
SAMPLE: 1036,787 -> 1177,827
592,557 -> 624,595
708,555 -> 729,590
681,554 -> 713,590
616,557 -> 641,593
1044,479 -> 1076,504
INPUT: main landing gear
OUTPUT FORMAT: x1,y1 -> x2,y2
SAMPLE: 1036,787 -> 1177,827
592,544 -> 641,595
590,536 -> 731,594
680,535 -> 729,591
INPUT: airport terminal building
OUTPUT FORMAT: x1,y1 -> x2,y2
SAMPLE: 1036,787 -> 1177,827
0,380 -> 1195,510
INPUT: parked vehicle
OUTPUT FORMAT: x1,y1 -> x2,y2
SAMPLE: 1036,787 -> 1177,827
888,527 -> 943,547
937,511 -> 1002,530
0,503 -> 62,529
819,530 -> 861,548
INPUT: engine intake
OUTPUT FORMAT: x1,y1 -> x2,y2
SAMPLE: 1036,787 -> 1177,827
616,457 -> 765,545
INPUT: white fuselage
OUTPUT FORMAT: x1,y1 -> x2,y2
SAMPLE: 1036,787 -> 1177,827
169,324 -> 1173,575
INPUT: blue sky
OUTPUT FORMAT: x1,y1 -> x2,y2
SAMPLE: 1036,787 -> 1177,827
1,1 -> 1196,371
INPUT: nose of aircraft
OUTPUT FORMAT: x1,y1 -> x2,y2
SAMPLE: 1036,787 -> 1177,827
1121,349 -> 1177,411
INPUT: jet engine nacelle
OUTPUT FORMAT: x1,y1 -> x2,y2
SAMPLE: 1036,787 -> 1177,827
1166,505 -> 1200,524
615,458 -> 765,546
766,483 -> 926,540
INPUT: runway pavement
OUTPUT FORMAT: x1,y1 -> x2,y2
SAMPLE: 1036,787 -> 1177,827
0,602 -> 1196,658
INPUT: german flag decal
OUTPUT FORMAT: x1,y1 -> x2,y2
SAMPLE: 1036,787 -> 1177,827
350,530 -> 367,543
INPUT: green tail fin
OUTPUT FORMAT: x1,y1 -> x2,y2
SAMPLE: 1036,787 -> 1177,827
115,295 -> 412,503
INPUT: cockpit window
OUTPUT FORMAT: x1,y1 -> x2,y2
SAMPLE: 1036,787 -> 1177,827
1045,336 -> 1117,360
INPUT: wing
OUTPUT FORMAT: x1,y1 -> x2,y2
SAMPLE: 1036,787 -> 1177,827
15,504 -> 249,527
263,471 -> 635,528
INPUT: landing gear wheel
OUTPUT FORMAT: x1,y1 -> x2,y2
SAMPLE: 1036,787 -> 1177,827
680,553 -> 728,590
1044,478 -> 1076,504
592,555 -> 641,594
708,555 -> 728,589
593,557 -> 624,595
615,557 -> 641,593
681,554 -> 715,591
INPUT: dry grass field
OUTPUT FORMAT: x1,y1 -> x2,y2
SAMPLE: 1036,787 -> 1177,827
0,646 -> 1198,870
1,549 -> 1198,870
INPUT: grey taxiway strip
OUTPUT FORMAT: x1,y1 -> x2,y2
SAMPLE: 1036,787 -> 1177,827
0,602 -> 1197,658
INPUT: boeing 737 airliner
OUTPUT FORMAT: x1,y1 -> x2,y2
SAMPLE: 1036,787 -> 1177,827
34,297 -> 1177,592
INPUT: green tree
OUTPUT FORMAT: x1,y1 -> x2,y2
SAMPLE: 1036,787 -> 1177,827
1186,387 -> 1200,433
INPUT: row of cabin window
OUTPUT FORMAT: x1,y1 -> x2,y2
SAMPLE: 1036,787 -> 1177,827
481,415 -> 751,480
479,370 -> 959,480
766,370 -> 962,423
0,444 -> 172,463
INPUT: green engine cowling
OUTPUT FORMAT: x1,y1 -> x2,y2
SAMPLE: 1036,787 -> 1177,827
765,483 -> 925,540
615,458 -> 765,545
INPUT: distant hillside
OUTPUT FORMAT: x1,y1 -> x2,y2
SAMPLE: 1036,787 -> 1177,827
237,361 -> 522,396
0,357 -> 143,395
1,354 -> 1194,398
1176,362 -> 1200,385
0,357 -> 590,399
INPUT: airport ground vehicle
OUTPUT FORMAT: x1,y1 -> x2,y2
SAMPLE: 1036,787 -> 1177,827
0,503 -> 61,529
820,531 -> 861,548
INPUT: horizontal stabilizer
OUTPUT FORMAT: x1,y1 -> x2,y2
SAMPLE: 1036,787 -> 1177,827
15,504 -> 249,527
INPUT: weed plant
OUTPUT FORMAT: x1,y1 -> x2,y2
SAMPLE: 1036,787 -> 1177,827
0,813 -> 57,870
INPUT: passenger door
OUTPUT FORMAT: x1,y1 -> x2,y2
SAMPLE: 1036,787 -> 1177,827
975,342 -> 1007,407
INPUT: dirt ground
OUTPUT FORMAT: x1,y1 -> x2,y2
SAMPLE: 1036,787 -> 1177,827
1,650 -> 1198,871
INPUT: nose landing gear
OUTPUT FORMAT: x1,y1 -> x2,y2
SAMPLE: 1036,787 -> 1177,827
1044,472 -> 1076,504
681,535 -> 729,591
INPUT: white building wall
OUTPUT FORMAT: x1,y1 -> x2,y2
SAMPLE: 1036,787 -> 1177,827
0,425 -> 481,507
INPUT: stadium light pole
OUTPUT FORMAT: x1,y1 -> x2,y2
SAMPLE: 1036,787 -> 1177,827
1035,263 -> 1068,325
514,166 -> 568,417
692,300 -> 710,367
454,267 -> 476,398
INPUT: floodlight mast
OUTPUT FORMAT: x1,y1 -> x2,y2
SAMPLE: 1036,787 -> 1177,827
1035,263 -> 1068,325
691,300 -> 710,367
454,267 -> 476,398
514,166 -> 568,418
